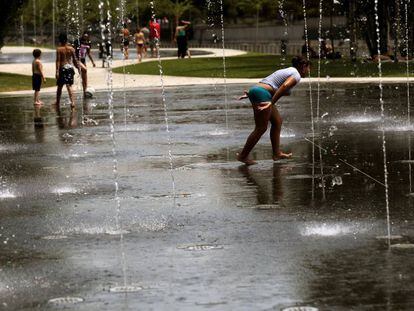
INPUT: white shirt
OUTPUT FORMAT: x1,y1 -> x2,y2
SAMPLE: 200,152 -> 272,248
260,67 -> 301,91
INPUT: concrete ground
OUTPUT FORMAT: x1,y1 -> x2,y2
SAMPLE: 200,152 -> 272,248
1,81 -> 414,310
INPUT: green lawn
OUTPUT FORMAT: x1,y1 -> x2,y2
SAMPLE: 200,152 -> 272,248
0,72 -> 51,92
114,53 -> 414,78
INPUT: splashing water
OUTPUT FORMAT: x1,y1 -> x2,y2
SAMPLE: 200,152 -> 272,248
0,189 -> 16,199
119,0 -> 128,132
149,1 -> 176,217
99,0 -> 127,289
316,0 -> 326,201
405,0 -> 412,193
48,297 -> 84,305
316,0 -> 323,121
301,223 -> 357,237
374,0 -> 391,247
219,0 -> 229,132
0,176 -> 16,199
110,285 -> 143,293
278,0 -> 288,63
206,0 -> 227,135
302,0 -> 316,202
149,2 -> 177,301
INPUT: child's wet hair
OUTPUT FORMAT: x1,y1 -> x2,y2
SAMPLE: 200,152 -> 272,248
292,56 -> 311,69
32,49 -> 42,58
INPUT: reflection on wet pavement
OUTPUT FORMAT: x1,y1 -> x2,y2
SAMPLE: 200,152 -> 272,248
1,83 -> 414,310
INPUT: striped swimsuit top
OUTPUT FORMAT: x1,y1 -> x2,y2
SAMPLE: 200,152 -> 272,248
260,67 -> 301,94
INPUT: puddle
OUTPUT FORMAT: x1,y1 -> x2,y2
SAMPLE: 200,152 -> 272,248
177,244 -> 224,251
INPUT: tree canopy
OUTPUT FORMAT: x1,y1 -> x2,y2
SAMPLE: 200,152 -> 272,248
3,0 -> 413,57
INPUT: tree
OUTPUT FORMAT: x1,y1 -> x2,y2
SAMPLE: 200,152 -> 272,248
236,0 -> 275,43
0,0 -> 28,49
342,0 -> 413,58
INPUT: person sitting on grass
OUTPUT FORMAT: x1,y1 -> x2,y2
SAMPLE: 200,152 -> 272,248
32,49 -> 46,106
237,56 -> 311,166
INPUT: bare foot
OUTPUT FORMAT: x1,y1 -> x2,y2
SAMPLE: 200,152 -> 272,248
237,153 -> 257,166
273,151 -> 292,161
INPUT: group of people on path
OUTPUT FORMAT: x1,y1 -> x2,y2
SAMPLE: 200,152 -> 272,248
120,19 -> 161,61
121,19 -> 192,61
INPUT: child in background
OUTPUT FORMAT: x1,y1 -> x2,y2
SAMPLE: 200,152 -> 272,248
32,49 -> 46,106
134,28 -> 145,63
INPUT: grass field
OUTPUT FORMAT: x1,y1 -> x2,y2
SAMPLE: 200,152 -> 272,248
114,53 -> 414,79
0,72 -> 51,92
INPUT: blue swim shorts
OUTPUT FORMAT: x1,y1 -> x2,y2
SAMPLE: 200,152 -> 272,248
248,86 -> 272,104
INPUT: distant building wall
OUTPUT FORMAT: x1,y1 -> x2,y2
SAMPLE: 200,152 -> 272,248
193,17 -> 348,43
190,16 -> 370,57
184,40 -> 370,58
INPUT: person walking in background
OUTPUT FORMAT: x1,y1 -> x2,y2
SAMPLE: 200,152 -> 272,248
134,28 -> 145,63
140,25 -> 150,57
175,20 -> 191,59
149,18 -> 161,58
121,24 -> 131,60
237,56 -> 311,165
55,33 -> 79,110
32,49 -> 46,106
74,31 -> 96,97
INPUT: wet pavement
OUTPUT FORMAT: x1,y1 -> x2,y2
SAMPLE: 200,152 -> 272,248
1,82 -> 414,310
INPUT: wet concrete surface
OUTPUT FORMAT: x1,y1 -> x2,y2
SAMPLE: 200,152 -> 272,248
1,82 -> 414,310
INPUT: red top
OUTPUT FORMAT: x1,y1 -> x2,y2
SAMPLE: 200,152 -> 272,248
149,21 -> 161,39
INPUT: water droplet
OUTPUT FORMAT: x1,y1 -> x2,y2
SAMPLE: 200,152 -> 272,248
177,244 -> 223,251
332,176 -> 343,186
109,285 -> 143,293
48,297 -> 84,305
391,243 -> 414,251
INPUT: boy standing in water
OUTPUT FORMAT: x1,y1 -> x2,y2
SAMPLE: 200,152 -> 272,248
237,56 -> 311,165
55,33 -> 79,109
32,49 -> 46,106
75,31 -> 96,97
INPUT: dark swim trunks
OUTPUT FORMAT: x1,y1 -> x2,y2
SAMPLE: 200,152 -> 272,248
123,39 -> 130,47
248,86 -> 272,104
57,64 -> 75,86
32,73 -> 42,91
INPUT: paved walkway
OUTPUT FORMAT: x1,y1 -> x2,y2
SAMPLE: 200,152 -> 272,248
0,46 -> 413,96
